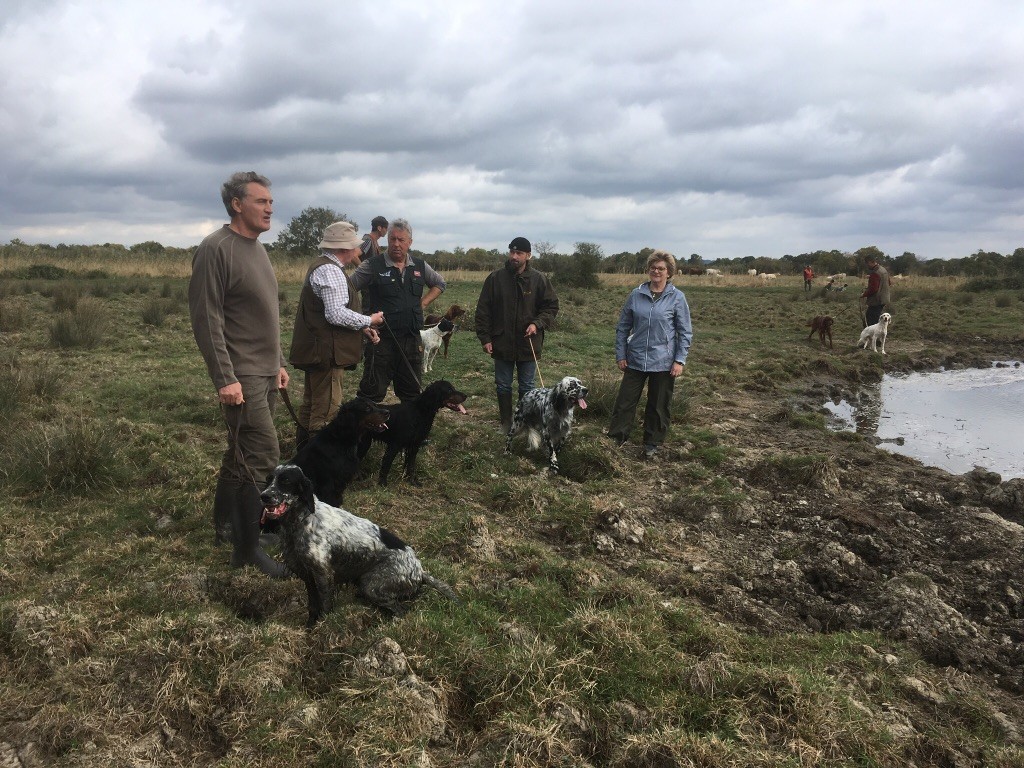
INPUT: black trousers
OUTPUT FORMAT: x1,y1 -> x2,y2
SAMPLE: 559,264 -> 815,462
607,368 -> 676,447
357,333 -> 423,402
865,304 -> 887,326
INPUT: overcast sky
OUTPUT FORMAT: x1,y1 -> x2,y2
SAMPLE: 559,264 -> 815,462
1,0 -> 1022,260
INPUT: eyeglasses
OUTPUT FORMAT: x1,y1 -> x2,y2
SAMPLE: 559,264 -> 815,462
649,266 -> 668,273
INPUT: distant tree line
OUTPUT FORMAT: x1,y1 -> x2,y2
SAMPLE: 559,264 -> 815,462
5,213 -> 1024,285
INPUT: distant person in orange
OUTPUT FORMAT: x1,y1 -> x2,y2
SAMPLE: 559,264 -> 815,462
803,265 -> 815,292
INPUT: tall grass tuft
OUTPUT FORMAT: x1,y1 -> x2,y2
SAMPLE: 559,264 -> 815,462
141,297 -> 171,327
6,417 -> 134,492
52,282 -> 82,311
0,352 -> 22,418
50,297 -> 108,348
24,356 -> 64,402
0,298 -> 29,331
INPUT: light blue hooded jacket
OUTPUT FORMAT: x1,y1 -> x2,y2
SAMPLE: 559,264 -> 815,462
614,282 -> 692,372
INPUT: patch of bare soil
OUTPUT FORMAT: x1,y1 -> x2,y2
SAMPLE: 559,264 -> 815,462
622,352 -> 1024,694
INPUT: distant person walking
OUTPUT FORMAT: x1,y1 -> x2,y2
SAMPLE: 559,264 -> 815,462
475,236 -> 560,431
188,171 -> 289,579
349,218 -> 446,402
607,250 -> 692,460
360,215 -> 388,260
803,265 -> 815,292
860,255 -> 891,326
289,220 -> 383,448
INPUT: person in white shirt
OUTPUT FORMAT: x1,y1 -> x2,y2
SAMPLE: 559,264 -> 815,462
289,221 -> 383,447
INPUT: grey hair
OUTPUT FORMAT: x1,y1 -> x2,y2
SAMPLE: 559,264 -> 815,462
221,171 -> 271,217
648,249 -> 677,278
388,217 -> 412,238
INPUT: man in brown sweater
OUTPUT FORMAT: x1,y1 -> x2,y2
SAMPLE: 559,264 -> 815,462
188,171 -> 290,579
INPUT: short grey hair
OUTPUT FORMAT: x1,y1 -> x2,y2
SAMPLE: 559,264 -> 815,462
648,249 -> 676,278
388,217 -> 412,238
221,171 -> 271,217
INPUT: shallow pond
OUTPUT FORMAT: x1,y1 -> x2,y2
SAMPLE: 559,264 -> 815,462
823,362 -> 1024,480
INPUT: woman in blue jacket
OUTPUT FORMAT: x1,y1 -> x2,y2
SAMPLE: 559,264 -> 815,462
608,250 -> 693,459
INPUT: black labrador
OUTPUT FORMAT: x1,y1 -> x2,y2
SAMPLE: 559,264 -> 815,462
290,397 -> 390,506
358,379 -> 467,486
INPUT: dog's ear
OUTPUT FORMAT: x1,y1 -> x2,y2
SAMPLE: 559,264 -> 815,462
298,472 -> 316,508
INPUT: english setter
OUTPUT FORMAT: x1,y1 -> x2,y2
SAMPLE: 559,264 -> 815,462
858,312 -> 891,355
420,317 -> 454,374
505,375 -> 588,474
261,464 -> 459,626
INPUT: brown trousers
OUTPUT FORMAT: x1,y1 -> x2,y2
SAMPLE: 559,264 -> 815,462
299,366 -> 347,433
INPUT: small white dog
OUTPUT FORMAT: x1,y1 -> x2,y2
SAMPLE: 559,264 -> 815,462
420,317 -> 454,374
858,312 -> 891,355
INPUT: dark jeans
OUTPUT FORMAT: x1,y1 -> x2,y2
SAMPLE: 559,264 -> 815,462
220,374 -> 280,488
865,304 -> 887,326
494,359 -> 537,397
357,333 -> 423,402
607,368 -> 676,447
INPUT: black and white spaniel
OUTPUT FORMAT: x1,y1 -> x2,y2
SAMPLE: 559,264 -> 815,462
261,464 -> 459,626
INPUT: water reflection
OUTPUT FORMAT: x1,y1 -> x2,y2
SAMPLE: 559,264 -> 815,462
824,362 -> 1024,479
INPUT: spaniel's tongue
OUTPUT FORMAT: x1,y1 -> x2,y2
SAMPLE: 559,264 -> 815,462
261,502 -> 287,524
578,399 -> 587,409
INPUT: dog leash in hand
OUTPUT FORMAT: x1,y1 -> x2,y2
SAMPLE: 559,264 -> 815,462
278,385 -> 303,429
528,336 -> 545,388
381,317 -> 424,390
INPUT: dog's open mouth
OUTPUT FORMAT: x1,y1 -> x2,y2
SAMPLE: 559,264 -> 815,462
445,396 -> 468,414
261,501 -> 288,523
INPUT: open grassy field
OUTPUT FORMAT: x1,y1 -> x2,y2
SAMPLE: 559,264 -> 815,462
1,253 -> 1023,767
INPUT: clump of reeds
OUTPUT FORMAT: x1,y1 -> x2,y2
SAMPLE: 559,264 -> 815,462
49,297 -> 108,348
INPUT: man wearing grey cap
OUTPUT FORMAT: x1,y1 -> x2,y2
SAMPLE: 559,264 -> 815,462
289,220 -> 383,447
475,237 -> 559,431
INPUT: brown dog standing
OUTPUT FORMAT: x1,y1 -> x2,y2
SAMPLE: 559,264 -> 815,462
807,315 -> 834,348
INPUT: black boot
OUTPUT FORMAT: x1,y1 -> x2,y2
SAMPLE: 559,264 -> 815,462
498,393 -> 514,434
212,476 -> 235,546
230,483 -> 291,579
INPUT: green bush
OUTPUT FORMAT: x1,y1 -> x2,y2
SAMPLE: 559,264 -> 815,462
21,263 -> 71,280
960,275 -> 1024,292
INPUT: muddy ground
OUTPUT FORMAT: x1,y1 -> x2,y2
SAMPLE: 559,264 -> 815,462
579,341 -> 1024,720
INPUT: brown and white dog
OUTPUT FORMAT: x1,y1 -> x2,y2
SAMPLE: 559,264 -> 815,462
806,315 -> 834,348
423,304 -> 466,359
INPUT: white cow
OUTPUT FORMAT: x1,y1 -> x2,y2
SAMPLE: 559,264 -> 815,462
747,269 -> 758,276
